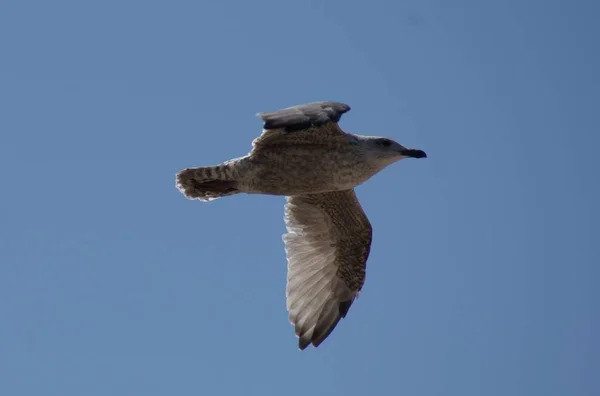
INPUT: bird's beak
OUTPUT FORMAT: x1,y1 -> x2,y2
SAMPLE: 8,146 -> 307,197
400,148 -> 427,159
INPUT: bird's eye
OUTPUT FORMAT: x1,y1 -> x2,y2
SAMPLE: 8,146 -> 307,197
380,139 -> 392,147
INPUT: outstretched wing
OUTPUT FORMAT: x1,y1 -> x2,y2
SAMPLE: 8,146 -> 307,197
283,189 -> 373,350
252,101 -> 351,150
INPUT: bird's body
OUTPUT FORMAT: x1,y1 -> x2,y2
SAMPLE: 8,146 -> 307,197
204,134 -> 387,196
176,101 -> 426,349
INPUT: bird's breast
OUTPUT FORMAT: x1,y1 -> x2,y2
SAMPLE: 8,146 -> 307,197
243,147 -> 378,195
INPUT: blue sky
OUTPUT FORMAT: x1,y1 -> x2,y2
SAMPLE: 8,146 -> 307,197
1,0 -> 598,395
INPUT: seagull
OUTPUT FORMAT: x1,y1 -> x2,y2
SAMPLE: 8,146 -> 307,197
176,101 -> 427,350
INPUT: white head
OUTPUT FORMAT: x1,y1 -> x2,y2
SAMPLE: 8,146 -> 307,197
358,136 -> 427,168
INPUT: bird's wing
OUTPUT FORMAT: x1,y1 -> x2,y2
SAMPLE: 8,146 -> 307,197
283,189 -> 373,350
252,101 -> 351,150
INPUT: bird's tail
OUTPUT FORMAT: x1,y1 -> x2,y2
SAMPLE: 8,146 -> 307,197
176,164 -> 240,202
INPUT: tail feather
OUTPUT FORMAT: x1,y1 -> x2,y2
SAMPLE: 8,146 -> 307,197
176,166 -> 240,202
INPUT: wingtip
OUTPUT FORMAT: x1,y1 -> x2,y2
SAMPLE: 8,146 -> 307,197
338,102 -> 351,112
298,337 -> 311,351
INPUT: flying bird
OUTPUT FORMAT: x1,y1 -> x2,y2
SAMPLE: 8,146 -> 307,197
176,101 -> 427,350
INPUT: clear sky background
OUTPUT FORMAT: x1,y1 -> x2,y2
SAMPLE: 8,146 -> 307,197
1,1 -> 598,395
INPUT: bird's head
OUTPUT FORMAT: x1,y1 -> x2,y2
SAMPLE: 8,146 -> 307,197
361,136 -> 427,167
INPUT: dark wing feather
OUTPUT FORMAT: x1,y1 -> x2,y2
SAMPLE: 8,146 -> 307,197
258,101 -> 351,132
282,189 -> 373,350
251,102 -> 351,150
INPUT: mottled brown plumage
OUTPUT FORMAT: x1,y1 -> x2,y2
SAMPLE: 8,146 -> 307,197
175,101 -> 427,349
283,190 -> 372,349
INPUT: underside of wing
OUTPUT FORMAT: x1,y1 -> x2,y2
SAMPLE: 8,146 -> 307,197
282,190 -> 373,350
252,101 -> 351,149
